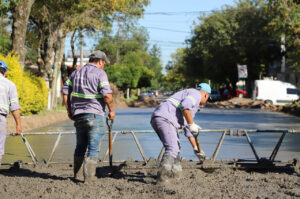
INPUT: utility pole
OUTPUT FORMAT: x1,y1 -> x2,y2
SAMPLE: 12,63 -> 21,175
80,30 -> 84,67
280,34 -> 286,73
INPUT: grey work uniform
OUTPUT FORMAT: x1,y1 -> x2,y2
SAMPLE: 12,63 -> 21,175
151,88 -> 202,158
0,73 -> 20,160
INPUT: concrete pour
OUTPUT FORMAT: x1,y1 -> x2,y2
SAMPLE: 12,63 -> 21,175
0,161 -> 299,199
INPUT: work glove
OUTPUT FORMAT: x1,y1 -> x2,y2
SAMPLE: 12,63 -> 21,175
193,146 -> 205,160
188,123 -> 201,136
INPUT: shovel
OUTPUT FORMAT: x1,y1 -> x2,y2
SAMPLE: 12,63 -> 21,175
194,133 -> 205,161
106,118 -> 114,167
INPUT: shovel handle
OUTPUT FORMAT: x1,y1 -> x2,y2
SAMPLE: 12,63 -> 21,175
194,134 -> 202,154
106,118 -> 114,167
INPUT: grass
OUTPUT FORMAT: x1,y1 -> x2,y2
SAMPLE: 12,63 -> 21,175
123,96 -> 138,102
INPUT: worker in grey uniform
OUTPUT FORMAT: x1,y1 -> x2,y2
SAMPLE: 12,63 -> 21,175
151,83 -> 211,183
62,50 -> 115,183
0,60 -> 22,164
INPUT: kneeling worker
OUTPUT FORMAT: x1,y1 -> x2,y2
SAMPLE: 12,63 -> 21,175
150,83 -> 211,183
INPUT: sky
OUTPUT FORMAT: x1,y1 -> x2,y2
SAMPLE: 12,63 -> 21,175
65,0 -> 236,69
138,0 -> 236,67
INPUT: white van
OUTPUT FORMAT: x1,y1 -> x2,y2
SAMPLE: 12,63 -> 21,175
253,80 -> 300,105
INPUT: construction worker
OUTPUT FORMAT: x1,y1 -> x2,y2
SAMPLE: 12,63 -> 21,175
150,83 -> 211,184
0,60 -> 22,165
62,50 -> 115,183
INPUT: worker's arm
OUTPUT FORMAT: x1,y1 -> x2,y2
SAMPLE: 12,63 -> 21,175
104,93 -> 115,120
63,94 -> 73,120
11,109 -> 22,135
182,109 -> 193,124
183,108 -> 201,139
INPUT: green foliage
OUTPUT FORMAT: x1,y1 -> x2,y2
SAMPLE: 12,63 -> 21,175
96,26 -> 162,90
0,19 -> 11,55
105,64 -> 154,91
165,48 -> 190,90
0,53 -> 48,115
267,0 -> 300,71
168,0 -> 286,94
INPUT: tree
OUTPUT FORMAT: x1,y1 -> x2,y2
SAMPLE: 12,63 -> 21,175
0,18 -> 11,55
95,26 -> 163,96
105,64 -> 154,92
26,0 -> 150,108
183,0 -> 280,95
267,0 -> 300,71
165,48 -> 190,91
11,0 -> 35,67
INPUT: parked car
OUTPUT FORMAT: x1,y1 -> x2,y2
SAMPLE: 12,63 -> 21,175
141,91 -> 155,97
210,89 -> 222,102
253,80 -> 300,105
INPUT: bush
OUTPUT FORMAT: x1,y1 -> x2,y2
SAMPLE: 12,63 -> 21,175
0,53 -> 48,115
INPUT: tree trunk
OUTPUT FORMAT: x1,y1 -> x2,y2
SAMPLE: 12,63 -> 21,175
126,88 -> 130,99
11,0 -> 35,68
71,29 -> 78,68
115,17 -> 121,64
42,25 -> 58,83
50,29 -> 65,109
80,30 -> 84,67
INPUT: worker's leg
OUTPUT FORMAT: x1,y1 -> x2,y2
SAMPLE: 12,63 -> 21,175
75,114 -> 104,183
0,116 -> 7,164
151,117 -> 180,183
151,116 -> 180,158
172,153 -> 182,179
74,113 -> 103,182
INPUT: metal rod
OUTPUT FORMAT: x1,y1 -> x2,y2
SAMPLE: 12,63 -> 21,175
103,132 -> 119,162
157,146 -> 165,162
131,131 -> 148,163
244,132 -> 260,162
20,133 -> 38,166
212,131 -> 227,162
46,133 -> 62,166
241,129 -> 299,134
269,132 -> 286,161
10,131 -> 75,136
112,129 -> 233,134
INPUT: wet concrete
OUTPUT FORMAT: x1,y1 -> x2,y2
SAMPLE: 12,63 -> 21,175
3,108 -> 300,164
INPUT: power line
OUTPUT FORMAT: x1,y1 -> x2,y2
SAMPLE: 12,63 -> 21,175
144,11 -> 216,15
143,26 -> 190,33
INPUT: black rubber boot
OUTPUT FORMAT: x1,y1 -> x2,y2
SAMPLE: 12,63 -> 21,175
83,157 -> 97,183
74,156 -> 84,181
157,154 -> 175,184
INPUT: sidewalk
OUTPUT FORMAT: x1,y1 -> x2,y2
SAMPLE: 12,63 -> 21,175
6,110 -> 68,133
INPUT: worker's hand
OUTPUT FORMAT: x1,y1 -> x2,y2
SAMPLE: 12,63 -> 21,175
15,125 -> 22,135
188,123 -> 201,136
108,111 -> 115,120
193,146 -> 205,160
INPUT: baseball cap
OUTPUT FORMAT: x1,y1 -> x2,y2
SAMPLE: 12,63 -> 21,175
196,83 -> 211,94
0,60 -> 8,71
89,50 -> 110,64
